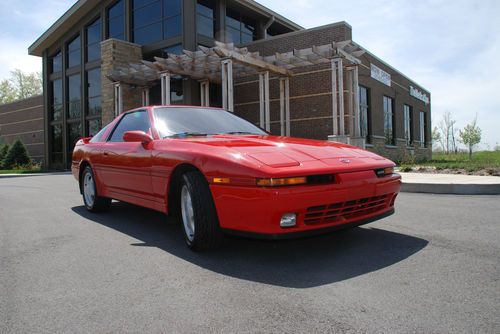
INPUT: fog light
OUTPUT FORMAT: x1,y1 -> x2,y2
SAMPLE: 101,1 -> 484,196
280,213 -> 297,228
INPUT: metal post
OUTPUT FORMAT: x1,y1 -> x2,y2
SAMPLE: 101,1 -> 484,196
264,71 -> 270,132
222,61 -> 227,110
346,68 -> 353,137
353,66 -> 361,137
114,83 -> 122,116
338,58 -> 345,135
142,88 -> 150,107
221,59 -> 234,112
259,72 -> 265,128
285,77 -> 290,136
279,78 -> 285,136
200,80 -> 210,106
331,59 -> 338,135
161,72 -> 171,105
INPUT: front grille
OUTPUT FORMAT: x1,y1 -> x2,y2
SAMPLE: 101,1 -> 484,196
303,194 -> 393,225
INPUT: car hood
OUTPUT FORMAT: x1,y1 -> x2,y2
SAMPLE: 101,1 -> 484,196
174,135 -> 390,169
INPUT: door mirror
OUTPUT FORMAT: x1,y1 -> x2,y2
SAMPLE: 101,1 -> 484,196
123,131 -> 153,144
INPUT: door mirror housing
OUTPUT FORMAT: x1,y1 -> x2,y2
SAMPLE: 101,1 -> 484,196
123,131 -> 153,144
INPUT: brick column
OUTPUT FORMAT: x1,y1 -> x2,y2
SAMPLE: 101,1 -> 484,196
101,39 -> 143,125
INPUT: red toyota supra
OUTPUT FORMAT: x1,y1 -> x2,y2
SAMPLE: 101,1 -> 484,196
72,106 -> 401,250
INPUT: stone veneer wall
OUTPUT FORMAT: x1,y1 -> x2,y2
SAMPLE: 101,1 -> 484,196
101,39 -> 144,125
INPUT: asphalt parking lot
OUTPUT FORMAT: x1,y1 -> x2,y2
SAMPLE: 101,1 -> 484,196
1,174 -> 499,333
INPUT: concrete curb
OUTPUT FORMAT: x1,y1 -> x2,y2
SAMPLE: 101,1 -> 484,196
401,182 -> 500,195
0,172 -> 71,179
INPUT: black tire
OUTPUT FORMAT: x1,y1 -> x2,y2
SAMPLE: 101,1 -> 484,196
81,166 -> 111,213
180,171 -> 223,251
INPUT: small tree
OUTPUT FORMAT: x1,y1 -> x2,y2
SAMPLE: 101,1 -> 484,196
0,144 -> 10,169
2,139 -> 31,169
459,117 -> 482,159
432,126 -> 443,152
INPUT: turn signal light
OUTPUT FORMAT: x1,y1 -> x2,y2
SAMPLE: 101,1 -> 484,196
375,167 -> 395,177
256,177 -> 307,187
213,177 -> 231,184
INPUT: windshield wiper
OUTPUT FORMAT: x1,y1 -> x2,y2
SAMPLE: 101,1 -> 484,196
166,132 -> 209,138
222,131 -> 258,135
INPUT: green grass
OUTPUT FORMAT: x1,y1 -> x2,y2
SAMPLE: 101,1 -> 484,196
0,168 -> 43,175
400,151 -> 500,173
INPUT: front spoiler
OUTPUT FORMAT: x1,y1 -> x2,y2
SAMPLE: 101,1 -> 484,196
221,207 -> 395,240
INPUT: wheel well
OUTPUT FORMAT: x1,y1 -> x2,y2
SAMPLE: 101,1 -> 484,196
78,161 -> 90,194
167,163 -> 203,216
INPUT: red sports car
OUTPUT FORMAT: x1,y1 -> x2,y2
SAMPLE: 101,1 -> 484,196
72,106 -> 401,250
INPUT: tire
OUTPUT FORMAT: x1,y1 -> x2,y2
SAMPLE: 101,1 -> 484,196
81,166 -> 111,213
180,171 -> 223,251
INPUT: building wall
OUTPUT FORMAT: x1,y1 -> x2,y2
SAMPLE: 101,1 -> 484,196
0,96 -> 45,164
233,22 -> 432,162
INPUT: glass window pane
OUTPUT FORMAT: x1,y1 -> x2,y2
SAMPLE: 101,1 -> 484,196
134,22 -> 163,45
108,0 -> 124,19
197,15 -> 214,38
226,27 -> 240,44
133,1 -> 162,29
164,0 -> 182,16
51,125 -> 63,164
87,68 -> 101,98
88,119 -> 102,137
163,15 -> 182,39
164,44 -> 183,55
86,19 -> 101,45
68,51 -> 81,68
110,111 -> 151,142
51,80 -> 62,121
68,36 -> 81,52
68,75 -> 81,119
226,9 -> 240,29
197,0 -> 214,18
87,43 -> 101,62
67,123 -> 82,157
241,33 -> 253,44
108,16 -> 125,39
51,52 -> 62,73
88,97 -> 102,117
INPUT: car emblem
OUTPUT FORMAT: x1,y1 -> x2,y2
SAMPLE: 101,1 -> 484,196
339,158 -> 350,164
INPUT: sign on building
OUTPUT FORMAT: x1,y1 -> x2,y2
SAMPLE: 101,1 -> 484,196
370,63 -> 391,87
409,86 -> 430,105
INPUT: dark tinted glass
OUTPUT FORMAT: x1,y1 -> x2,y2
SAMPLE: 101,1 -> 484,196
87,68 -> 101,117
163,15 -> 182,39
67,123 -> 82,157
67,35 -> 81,68
226,27 -> 240,44
226,9 -> 240,29
108,0 -> 124,19
86,18 -> 101,61
51,125 -> 63,164
153,107 -> 267,138
134,22 -> 163,45
197,15 -> 214,38
110,111 -> 151,142
164,0 -> 181,16
197,0 -> 214,18
51,79 -> 62,121
133,1 -> 162,28
51,52 -> 62,73
68,74 -> 81,119
241,33 -> 253,44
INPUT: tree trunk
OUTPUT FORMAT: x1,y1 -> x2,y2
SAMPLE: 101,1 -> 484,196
469,145 -> 472,159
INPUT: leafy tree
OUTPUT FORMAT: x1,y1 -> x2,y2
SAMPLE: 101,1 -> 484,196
436,112 -> 457,154
2,139 -> 31,169
0,144 -> 10,169
0,69 -> 42,105
432,126 -> 443,152
459,117 -> 482,159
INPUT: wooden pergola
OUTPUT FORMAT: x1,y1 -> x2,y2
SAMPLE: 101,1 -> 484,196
108,40 -> 365,138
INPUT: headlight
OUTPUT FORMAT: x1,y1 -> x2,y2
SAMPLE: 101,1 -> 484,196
375,167 -> 395,177
256,177 -> 307,186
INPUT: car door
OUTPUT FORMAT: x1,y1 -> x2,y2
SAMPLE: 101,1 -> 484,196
99,110 -> 154,202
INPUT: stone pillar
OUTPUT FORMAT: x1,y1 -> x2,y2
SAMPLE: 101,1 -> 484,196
101,39 -> 143,125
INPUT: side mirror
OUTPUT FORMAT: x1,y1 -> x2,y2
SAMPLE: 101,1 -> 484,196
123,131 -> 153,144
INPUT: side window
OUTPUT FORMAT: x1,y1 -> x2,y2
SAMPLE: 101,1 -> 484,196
109,111 -> 151,142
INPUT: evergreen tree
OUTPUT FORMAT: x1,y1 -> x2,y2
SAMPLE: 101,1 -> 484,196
3,139 -> 31,169
0,144 -> 9,169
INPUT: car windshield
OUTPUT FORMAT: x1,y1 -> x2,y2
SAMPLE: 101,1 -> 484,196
153,107 -> 267,138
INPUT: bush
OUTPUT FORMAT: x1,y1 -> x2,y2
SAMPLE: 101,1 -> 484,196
0,144 -> 9,168
2,139 -> 31,169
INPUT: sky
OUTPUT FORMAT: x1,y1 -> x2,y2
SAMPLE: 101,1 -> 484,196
0,0 -> 499,147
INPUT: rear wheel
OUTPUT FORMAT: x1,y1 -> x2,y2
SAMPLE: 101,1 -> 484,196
81,166 -> 111,212
180,171 -> 223,251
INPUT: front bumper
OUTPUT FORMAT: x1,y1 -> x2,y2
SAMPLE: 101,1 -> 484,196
210,172 -> 401,236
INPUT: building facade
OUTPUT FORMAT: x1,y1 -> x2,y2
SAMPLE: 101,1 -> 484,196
27,0 -> 431,170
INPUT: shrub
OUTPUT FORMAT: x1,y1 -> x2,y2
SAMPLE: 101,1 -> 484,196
2,139 -> 31,169
0,144 -> 9,168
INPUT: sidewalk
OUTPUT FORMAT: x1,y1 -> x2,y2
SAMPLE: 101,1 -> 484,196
399,172 -> 500,195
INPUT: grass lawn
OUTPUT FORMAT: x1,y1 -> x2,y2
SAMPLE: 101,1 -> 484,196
0,168 -> 43,175
400,151 -> 500,175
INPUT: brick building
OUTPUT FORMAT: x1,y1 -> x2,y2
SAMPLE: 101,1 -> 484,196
25,0 -> 431,170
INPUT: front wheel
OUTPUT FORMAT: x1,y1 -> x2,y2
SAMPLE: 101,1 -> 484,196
180,171 -> 223,251
81,166 -> 111,213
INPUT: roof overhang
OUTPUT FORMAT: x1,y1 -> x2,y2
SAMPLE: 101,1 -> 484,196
28,0 -> 303,58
